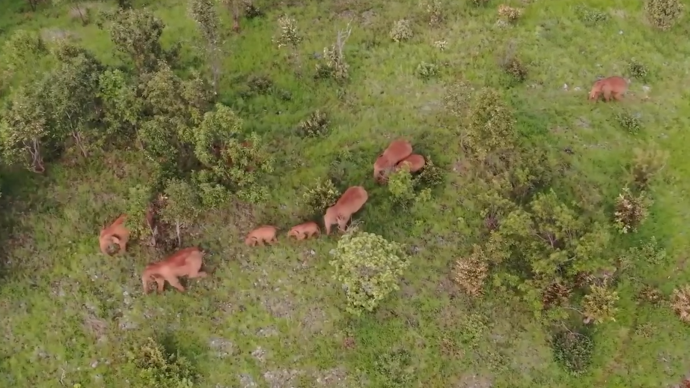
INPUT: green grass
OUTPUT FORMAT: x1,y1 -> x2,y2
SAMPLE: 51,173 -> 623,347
1,0 -> 690,387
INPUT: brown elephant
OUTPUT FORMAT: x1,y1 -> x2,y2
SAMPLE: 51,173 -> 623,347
141,247 -> 208,294
589,76 -> 628,102
245,225 -> 278,246
324,186 -> 368,235
99,214 -> 130,256
287,221 -> 321,240
373,139 -> 413,183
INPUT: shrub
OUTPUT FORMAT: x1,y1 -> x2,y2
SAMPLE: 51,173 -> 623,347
629,145 -> 668,189
499,56 -> 528,85
574,5 -> 610,25
671,285 -> 690,323
297,110 -> 329,138
457,313 -> 489,347
242,0 -> 263,19
542,281 -> 572,309
552,330 -> 594,375
464,88 -> 517,159
414,156 -> 444,187
374,349 -> 414,387
315,24 -> 352,83
452,244 -> 489,297
645,0 -> 683,30
582,284 -> 619,324
388,166 -> 417,208
614,187 -> 651,233
432,40 -> 448,51
301,178 -> 340,214
616,111 -> 642,133
627,60 -> 649,81
626,236 -> 667,265
390,19 -> 413,42
274,15 -> 302,48
497,5 -> 523,23
637,285 -> 663,305
246,74 -> 273,95
126,184 -> 155,239
421,0 -> 444,26
127,337 -> 197,387
415,61 -> 438,80
471,0 -> 490,6
330,230 -> 410,315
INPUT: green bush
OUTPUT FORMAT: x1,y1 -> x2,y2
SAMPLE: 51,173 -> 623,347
388,166 -> 417,208
301,178 -> 340,214
297,110 -> 329,138
331,230 -> 410,315
414,156 -> 444,187
374,348 -> 415,387
629,145 -> 668,189
627,60 -> 649,81
552,330 -> 594,375
645,0 -> 683,30
575,5 -> 610,25
127,337 -> 197,388
390,19 -> 413,42
616,111 -> 642,133
415,61 -> 438,80
582,284 -> 619,324
614,187 -> 651,233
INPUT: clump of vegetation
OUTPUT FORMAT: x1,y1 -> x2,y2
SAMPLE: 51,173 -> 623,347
629,145 -> 668,189
390,19 -> 413,42
432,39 -> 448,51
125,184 -> 155,241
542,281 -> 573,309
415,61 -> 439,80
497,4 -> 524,23
582,284 -> 619,324
644,0 -> 683,30
637,284 -> 664,305
671,285 -> 690,323
374,348 -> 415,387
274,15 -> 302,48
552,330 -> 594,375
575,5 -> 610,25
625,237 -> 667,265
301,178 -> 340,214
471,0 -> 490,6
457,313 -> 489,347
627,60 -> 650,81
246,74 -> 273,95
331,230 -> 410,315
242,0 -> 263,19
452,244 -> 489,297
190,0 -> 222,90
616,111 -> 642,133
614,187 -> 651,233
388,166 -> 418,208
499,54 -> 528,86
463,88 -> 517,160
315,24 -> 352,83
160,178 -> 202,246
421,0 -> 444,27
297,110 -> 329,138
126,337 -> 197,387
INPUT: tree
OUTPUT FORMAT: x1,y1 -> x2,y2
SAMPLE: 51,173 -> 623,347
97,69 -> 142,140
0,84 -> 51,173
43,42 -> 103,157
126,184 -> 156,244
160,178 -> 201,246
1,30 -> 49,86
190,0 -> 222,91
106,9 -> 166,73
330,229 -> 410,315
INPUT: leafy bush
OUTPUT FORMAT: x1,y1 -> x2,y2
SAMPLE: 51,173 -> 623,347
625,236 -> 667,265
297,110 -> 329,138
614,187 -> 651,233
574,5 -> 610,25
471,0 -> 490,6
390,19 -> 413,42
629,145 -> 668,189
499,56 -> 528,85
552,330 -> 594,375
246,74 -> 273,95
645,0 -> 683,30
671,285 -> 690,323
464,88 -> 517,160
542,281 -> 572,309
374,349 -> 414,387
616,111 -> 642,133
421,0 -> 444,26
432,39 -> 448,51
274,15 -> 302,48
457,313 -> 489,347
637,285 -> 663,305
497,5 -> 523,23
452,244 -> 489,297
301,178 -> 340,214
126,184 -> 155,239
415,61 -> 438,80
388,166 -> 430,208
315,25 -> 352,84
627,60 -> 649,81
330,230 -> 410,315
582,284 -> 619,324
242,0 -> 263,19
160,178 -> 202,245
127,337 -> 197,388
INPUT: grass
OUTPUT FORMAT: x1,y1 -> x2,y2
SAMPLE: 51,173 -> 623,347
1,0 -> 690,387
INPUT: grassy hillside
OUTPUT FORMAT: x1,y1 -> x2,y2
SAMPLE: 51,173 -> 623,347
1,0 -> 690,387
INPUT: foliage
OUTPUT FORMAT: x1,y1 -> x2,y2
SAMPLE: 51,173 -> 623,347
470,0 -> 490,6
274,15 -> 302,49
98,69 -> 142,138
0,83 -> 51,173
574,5 -> 610,25
192,103 -> 272,202
315,25 -> 352,84
105,9 -> 166,73
644,0 -> 683,30
331,230 -> 410,315
245,74 -> 273,95
582,284 -> 619,324
552,330 -> 594,375
616,111 -> 642,133
241,0 -> 263,19
497,5 -> 523,23
464,88 -> 517,161
629,145 -> 668,189
125,184 -> 154,240
637,284 -> 663,305
671,285 -> 690,323
301,178 -> 340,214
190,0 -> 222,89
614,187 -> 651,233
160,178 -> 202,244
297,110 -> 329,138
374,348 -> 414,387
625,236 -> 667,266
413,156 -> 444,188
457,313 -> 489,347
452,244 -> 489,297
499,55 -> 528,85
126,337 -> 197,388
415,61 -> 438,80
542,281 -> 572,309
627,60 -> 649,81
432,39 -> 448,51
388,166 -> 426,209
421,0 -> 444,27
389,19 -> 413,43
1,30 -> 48,83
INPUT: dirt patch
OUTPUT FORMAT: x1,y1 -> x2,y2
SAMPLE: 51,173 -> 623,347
209,337 -> 234,359
261,295 -> 296,319
456,373 -> 493,388
40,28 -> 74,42
238,373 -> 258,388
300,305 -> 328,334
263,369 -> 305,388
314,367 -> 350,386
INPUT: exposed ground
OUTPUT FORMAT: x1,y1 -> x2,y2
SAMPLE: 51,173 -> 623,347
1,0 -> 690,387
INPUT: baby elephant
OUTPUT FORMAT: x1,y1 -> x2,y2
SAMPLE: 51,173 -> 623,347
287,221 -> 320,241
141,247 -> 208,294
245,225 -> 278,246
588,76 -> 628,102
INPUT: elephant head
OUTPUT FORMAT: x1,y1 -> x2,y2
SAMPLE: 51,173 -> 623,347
324,206 -> 341,235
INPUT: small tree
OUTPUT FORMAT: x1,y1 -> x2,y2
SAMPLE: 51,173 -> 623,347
97,69 -> 142,139
1,30 -> 48,85
160,178 -> 201,246
273,15 -> 302,49
126,184 -> 156,243
331,230 -> 410,315
387,165 -> 416,208
0,84 -> 51,173
190,0 -> 223,91
107,9 -> 166,73
552,329 -> 594,375
301,178 -> 340,215
629,145 -> 668,189
53,0 -> 88,25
